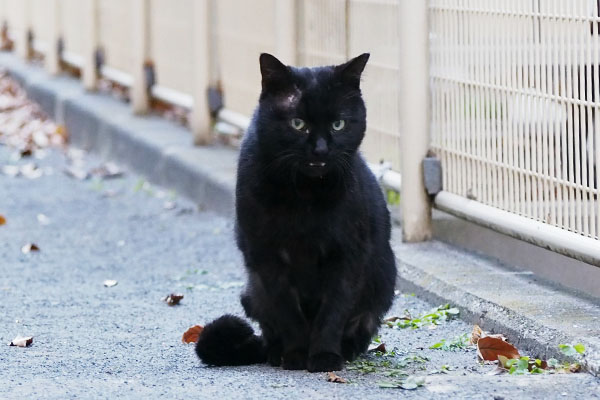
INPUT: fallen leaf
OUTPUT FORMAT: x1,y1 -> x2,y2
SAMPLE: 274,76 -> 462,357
326,372 -> 347,383
368,342 -> 386,353
9,335 -> 33,347
477,336 -> 520,361
182,325 -> 204,343
64,165 -> 89,180
2,165 -> 19,177
384,314 -> 411,323
470,324 -> 483,345
162,293 -> 184,306
21,243 -> 40,254
20,163 -> 42,179
89,162 -> 124,180
569,363 -> 581,373
400,375 -> 426,390
0,215 -> 5,225
103,280 -> 118,287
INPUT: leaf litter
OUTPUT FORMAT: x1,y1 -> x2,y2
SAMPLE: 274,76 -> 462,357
21,243 -> 40,254
0,70 -> 66,156
103,280 -> 118,288
182,325 -> 204,344
9,335 -> 33,347
326,372 -> 347,384
162,293 -> 184,306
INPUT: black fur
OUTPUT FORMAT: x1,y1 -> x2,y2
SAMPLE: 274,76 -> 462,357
196,53 -> 397,372
195,315 -> 266,366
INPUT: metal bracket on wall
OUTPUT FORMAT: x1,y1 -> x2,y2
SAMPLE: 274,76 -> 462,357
423,155 -> 442,196
207,85 -> 223,117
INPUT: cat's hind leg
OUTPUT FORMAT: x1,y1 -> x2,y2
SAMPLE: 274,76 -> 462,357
341,313 -> 379,361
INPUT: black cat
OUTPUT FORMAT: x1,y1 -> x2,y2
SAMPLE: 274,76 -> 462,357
196,53 -> 397,372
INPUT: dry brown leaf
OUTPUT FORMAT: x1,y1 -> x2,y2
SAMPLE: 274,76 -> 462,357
182,325 -> 204,343
103,280 -> 118,287
367,342 -> 386,353
21,243 -> 40,254
162,293 -> 184,306
569,363 -> 581,373
0,214 -> 5,225
384,312 -> 411,323
326,372 -> 347,383
9,335 -> 33,347
477,336 -> 520,361
470,324 -> 483,345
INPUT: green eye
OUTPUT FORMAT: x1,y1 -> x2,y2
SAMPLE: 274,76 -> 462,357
332,120 -> 345,131
290,118 -> 306,131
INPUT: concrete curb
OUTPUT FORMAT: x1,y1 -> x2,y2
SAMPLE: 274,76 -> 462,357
2,52 -> 598,377
392,236 -> 600,376
0,53 -> 237,217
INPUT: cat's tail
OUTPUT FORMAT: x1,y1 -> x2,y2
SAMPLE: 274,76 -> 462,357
195,314 -> 266,366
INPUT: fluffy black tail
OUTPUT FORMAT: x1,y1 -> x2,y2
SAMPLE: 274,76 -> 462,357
195,314 -> 266,366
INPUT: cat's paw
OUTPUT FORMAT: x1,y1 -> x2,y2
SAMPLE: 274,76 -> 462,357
307,352 -> 344,372
281,349 -> 307,370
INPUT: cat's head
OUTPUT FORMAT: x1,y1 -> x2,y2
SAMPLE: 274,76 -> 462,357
254,53 -> 369,178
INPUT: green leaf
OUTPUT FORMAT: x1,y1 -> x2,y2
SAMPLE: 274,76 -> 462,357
574,344 -> 585,354
505,359 -> 518,368
399,375 -> 426,390
498,355 -> 510,368
378,381 -> 400,389
547,358 -> 560,368
516,358 -> 529,371
559,344 -> 577,357
430,342 -> 443,349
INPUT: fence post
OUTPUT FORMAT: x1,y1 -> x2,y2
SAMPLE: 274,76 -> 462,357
16,0 -> 31,60
190,0 -> 212,145
132,0 -> 150,114
398,0 -> 432,242
275,0 -> 296,65
82,0 -> 98,91
45,0 -> 61,75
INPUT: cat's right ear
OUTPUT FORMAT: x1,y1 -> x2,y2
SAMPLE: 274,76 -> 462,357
259,53 -> 292,93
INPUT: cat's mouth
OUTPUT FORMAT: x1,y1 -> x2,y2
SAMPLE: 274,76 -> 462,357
308,161 -> 327,168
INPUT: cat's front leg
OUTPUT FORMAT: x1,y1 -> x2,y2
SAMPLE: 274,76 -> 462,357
247,269 -> 311,370
307,276 -> 358,372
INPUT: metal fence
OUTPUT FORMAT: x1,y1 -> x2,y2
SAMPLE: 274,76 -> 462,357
430,0 -> 599,248
0,0 -> 599,264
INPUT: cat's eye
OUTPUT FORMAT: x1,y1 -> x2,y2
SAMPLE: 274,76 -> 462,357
290,118 -> 306,131
332,120 -> 346,131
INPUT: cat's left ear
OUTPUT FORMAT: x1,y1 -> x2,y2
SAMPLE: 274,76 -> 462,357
335,53 -> 370,88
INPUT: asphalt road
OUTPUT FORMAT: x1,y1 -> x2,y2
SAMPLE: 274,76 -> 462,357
1,145 -> 599,399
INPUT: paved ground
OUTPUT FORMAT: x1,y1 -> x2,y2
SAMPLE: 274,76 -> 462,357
0,144 -> 599,399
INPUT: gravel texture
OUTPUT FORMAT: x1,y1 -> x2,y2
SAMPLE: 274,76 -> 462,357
1,145 -> 599,399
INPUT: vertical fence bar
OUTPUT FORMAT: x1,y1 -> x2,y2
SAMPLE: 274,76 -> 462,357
398,0 -> 431,242
16,0 -> 31,60
82,0 -> 98,90
45,0 -> 60,75
275,0 -> 296,65
132,0 -> 150,114
191,0 -> 212,145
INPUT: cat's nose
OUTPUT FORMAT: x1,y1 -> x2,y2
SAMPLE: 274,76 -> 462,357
313,137 -> 329,157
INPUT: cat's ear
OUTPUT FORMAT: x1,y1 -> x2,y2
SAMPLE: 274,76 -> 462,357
259,53 -> 292,93
335,53 -> 370,88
